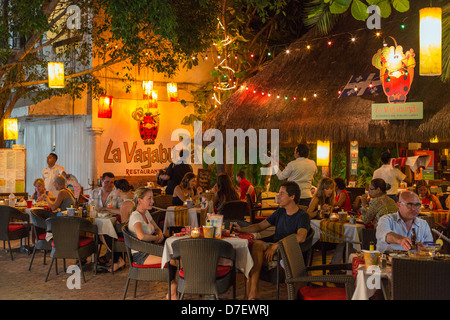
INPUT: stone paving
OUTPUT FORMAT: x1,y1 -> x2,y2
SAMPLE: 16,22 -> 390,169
0,239 -> 293,300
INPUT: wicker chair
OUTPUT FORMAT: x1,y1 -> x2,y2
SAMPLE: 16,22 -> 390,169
28,209 -> 55,270
218,200 -> 249,221
44,216 -> 98,283
246,194 -> 274,224
153,195 -> 173,210
121,225 -> 172,300
110,222 -> 127,275
0,205 -> 31,260
391,258 -> 450,300
172,238 -> 236,300
278,234 -> 355,300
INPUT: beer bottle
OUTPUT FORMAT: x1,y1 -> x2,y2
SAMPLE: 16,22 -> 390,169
411,228 -> 417,249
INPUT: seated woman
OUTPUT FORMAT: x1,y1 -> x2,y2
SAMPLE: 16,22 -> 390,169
42,175 -> 76,212
360,178 -> 398,227
415,180 -> 443,210
128,187 -> 177,299
99,179 -> 135,271
307,177 -> 335,219
114,179 -> 135,223
333,177 -> 352,212
172,172 -> 202,206
213,172 -> 239,214
31,178 -> 54,202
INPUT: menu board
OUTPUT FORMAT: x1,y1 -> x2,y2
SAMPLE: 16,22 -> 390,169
0,148 -> 26,193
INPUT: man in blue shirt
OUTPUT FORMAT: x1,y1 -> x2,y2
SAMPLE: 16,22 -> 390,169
376,190 -> 433,252
231,181 -> 310,300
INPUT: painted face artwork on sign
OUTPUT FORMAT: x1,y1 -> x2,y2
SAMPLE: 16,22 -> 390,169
132,104 -> 159,145
372,37 -> 416,104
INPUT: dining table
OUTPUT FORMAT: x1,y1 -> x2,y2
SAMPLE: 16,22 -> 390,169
351,262 -> 392,300
162,206 -> 200,234
161,235 -> 254,278
311,218 -> 366,262
419,209 -> 449,225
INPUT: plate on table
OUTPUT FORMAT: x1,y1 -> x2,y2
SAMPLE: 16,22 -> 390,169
434,254 -> 450,261
16,202 -> 27,207
97,212 -> 111,218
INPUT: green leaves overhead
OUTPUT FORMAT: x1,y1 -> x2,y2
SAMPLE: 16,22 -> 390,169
304,0 -> 411,33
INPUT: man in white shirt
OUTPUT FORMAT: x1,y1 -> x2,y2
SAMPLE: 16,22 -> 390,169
42,153 -> 66,197
89,172 -> 120,211
276,144 -> 317,207
373,152 -> 406,202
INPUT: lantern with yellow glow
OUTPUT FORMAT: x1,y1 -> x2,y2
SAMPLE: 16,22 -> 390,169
98,95 -> 113,118
317,140 -> 330,167
420,7 -> 442,76
148,90 -> 158,108
48,62 -> 65,88
167,82 -> 178,101
3,118 -> 18,140
143,81 -> 154,99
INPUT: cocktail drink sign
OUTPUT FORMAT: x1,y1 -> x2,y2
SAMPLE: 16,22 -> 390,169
372,37 -> 416,104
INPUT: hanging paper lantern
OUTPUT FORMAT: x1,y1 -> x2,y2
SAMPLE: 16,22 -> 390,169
48,62 -> 65,88
149,90 -> 158,108
3,118 -> 18,140
98,95 -> 113,118
142,81 -> 153,99
317,140 -> 330,167
167,82 -> 178,101
420,7 -> 442,76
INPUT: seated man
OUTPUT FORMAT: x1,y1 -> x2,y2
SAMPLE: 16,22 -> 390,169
89,172 -> 121,212
231,181 -> 310,300
376,190 -> 433,252
236,169 -> 256,202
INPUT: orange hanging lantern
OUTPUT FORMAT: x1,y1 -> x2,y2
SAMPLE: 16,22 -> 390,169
48,62 -> 65,88
3,118 -> 18,140
143,81 -> 153,99
167,82 -> 178,101
98,95 -> 113,118
149,90 -> 158,108
316,140 -> 330,167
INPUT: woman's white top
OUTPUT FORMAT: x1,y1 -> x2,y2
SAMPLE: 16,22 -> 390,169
128,210 -> 155,254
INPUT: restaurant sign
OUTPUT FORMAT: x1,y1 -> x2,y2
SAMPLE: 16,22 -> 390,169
371,102 -> 423,120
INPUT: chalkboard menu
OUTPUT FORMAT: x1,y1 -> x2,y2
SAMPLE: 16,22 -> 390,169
197,168 -> 211,190
0,148 -> 26,193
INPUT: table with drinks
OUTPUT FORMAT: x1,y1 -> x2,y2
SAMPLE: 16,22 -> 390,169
311,210 -> 366,261
161,226 -> 254,278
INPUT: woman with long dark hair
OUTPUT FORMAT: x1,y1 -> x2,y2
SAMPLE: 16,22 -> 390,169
213,172 -> 240,213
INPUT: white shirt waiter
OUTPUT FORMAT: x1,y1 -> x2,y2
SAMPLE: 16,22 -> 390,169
42,153 -> 66,197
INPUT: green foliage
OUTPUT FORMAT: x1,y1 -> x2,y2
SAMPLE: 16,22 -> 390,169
303,0 -> 410,34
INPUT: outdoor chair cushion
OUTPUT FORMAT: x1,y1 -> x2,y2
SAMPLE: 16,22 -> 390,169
51,236 -> 93,247
299,286 -> 347,300
178,265 -> 231,278
8,224 -> 26,232
131,262 -> 168,268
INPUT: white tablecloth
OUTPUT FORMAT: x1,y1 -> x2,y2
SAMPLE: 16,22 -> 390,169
163,206 -> 199,233
352,265 -> 391,300
311,219 -> 365,262
95,216 -> 118,238
162,235 -> 254,278
45,216 -> 118,241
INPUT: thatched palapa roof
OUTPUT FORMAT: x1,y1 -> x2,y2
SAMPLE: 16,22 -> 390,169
204,1 -> 450,146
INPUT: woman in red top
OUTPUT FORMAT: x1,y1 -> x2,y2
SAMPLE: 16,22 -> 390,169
236,169 -> 256,202
415,180 -> 442,210
334,177 -> 352,212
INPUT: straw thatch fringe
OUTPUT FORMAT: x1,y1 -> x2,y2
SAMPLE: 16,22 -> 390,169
204,0 -> 450,145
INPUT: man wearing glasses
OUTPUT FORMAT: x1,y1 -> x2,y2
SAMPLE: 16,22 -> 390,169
376,190 -> 433,252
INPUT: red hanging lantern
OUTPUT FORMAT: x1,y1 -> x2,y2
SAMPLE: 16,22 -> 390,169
98,95 -> 113,118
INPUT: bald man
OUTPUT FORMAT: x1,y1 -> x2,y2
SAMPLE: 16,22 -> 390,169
376,190 -> 433,252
